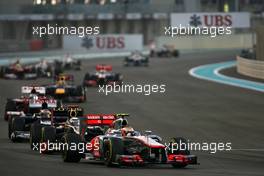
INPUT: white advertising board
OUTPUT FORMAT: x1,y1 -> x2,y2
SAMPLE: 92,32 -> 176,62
171,12 -> 250,28
63,34 -> 143,51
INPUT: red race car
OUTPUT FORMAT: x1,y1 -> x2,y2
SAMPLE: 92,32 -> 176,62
0,60 -> 37,79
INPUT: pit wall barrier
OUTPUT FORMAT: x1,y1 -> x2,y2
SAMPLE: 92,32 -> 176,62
237,56 -> 264,80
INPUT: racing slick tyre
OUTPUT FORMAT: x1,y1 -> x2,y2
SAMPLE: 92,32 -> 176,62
30,122 -> 43,150
76,85 -> 86,102
123,58 -> 129,67
40,126 -> 56,154
169,137 -> 190,168
11,117 -> 25,142
62,133 -> 81,162
8,116 -> 13,139
0,66 -> 4,78
144,57 -> 149,67
83,73 -> 90,87
4,100 -> 17,121
172,50 -> 179,57
103,137 -> 124,167
114,74 -> 122,83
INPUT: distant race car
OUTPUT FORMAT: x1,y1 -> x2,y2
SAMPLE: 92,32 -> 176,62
61,113 -> 198,168
124,51 -> 149,67
83,64 -> 123,87
8,91 -> 57,142
45,74 -> 86,103
0,60 -> 37,79
29,105 -> 83,152
151,44 -> 179,58
60,54 -> 81,70
34,59 -> 56,78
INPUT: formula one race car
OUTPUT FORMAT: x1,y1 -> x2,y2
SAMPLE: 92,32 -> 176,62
0,60 -> 37,79
59,54 -> 81,70
124,51 -> 149,67
34,59 -> 55,78
45,74 -> 86,103
29,105 -> 83,152
150,44 -> 179,58
4,86 -> 46,121
8,95 -> 57,142
83,64 -> 123,87
61,114 -> 198,168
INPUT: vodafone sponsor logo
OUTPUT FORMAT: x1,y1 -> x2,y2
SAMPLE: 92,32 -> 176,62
171,12 -> 250,28
63,34 -> 143,51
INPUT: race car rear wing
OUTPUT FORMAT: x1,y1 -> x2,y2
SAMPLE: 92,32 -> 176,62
21,86 -> 46,94
96,64 -> 112,71
53,106 -> 83,118
83,114 -> 116,126
29,98 -> 57,108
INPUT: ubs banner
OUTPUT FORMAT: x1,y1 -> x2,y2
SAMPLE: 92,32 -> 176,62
171,12 -> 250,28
63,34 -> 143,51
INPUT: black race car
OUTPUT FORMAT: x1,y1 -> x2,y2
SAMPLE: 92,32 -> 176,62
29,105 -> 83,152
83,64 -> 122,87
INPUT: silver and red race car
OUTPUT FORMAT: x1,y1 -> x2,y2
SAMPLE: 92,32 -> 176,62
83,64 -> 122,87
61,114 -> 198,168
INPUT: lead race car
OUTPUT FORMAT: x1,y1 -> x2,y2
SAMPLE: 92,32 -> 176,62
45,74 -> 86,103
61,114 -> 198,168
83,64 -> 123,87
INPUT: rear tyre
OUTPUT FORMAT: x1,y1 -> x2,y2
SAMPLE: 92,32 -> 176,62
62,133 -> 81,162
4,100 -> 17,121
30,121 -> 43,150
40,126 -> 56,154
11,117 -> 25,142
8,116 -> 13,139
76,85 -> 86,102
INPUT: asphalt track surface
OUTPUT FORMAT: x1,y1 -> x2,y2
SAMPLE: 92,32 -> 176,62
0,51 -> 264,176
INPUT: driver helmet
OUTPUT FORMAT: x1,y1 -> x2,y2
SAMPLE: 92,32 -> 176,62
121,126 -> 134,136
40,109 -> 51,118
